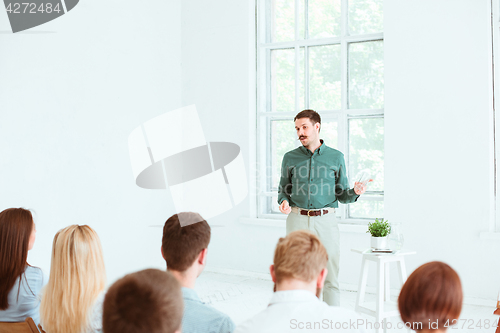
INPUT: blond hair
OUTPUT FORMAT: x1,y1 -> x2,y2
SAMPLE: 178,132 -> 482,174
40,225 -> 106,333
273,230 -> 328,283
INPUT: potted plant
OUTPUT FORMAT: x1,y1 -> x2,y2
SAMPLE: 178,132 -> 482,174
367,218 -> 391,250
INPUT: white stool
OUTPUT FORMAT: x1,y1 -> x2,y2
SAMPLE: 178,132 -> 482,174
351,248 -> 416,333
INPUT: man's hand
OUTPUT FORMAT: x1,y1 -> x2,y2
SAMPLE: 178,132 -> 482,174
354,179 -> 373,195
279,200 -> 291,214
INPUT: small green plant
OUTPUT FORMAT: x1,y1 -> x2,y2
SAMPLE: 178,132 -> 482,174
367,218 -> 391,237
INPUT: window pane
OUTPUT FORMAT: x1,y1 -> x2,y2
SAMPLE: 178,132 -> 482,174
309,45 -> 341,110
260,195 -> 281,215
348,0 -> 383,35
271,49 -> 295,112
348,199 -> 384,219
271,48 -> 304,112
308,0 -> 341,39
272,0 -> 295,42
271,119 -> 297,189
319,120 -> 338,149
298,0 -> 306,40
348,41 -> 384,109
299,47 -> 305,110
348,118 -> 384,191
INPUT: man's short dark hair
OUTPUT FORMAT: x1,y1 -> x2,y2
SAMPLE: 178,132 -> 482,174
294,109 -> 321,132
162,212 -> 211,272
103,269 -> 183,333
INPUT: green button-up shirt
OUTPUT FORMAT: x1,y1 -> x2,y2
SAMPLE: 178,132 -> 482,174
277,139 -> 359,209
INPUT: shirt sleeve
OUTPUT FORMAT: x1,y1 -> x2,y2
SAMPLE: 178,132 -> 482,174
335,153 -> 360,204
277,154 -> 292,205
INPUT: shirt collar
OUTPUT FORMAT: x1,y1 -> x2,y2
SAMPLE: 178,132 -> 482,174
299,139 -> 326,156
318,139 -> 325,155
182,287 -> 202,303
268,290 -> 320,306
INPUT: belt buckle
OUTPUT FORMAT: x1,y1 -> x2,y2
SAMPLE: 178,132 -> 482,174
307,209 -> 314,217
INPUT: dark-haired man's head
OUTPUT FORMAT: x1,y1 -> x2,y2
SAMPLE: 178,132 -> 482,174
161,212 -> 211,287
294,109 -> 321,149
103,269 -> 183,333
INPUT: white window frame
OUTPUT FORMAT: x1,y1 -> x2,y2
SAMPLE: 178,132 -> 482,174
256,0 -> 384,223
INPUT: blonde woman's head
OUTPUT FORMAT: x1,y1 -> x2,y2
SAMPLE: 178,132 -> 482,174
41,225 -> 106,333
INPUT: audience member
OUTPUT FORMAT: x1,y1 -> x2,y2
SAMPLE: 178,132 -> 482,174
398,261 -> 463,332
40,225 -> 106,333
0,208 -> 46,324
162,212 -> 235,333
235,230 -> 368,333
103,269 -> 183,333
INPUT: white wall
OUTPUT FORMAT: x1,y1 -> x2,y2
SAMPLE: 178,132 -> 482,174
384,0 -> 499,301
0,0 -> 183,284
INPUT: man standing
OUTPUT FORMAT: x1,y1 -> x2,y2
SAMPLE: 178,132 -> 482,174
278,109 -> 370,306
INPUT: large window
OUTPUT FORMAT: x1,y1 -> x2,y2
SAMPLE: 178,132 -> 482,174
256,0 -> 384,222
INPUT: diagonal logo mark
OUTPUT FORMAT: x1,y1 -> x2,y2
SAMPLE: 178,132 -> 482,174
3,0 -> 79,33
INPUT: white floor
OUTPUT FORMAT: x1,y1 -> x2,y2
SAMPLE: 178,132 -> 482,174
194,271 -> 499,332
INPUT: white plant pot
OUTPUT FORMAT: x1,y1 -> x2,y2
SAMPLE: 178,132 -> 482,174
371,236 -> 389,250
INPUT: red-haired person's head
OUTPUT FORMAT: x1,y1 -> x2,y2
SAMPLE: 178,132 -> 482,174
0,208 -> 36,310
398,261 -> 463,332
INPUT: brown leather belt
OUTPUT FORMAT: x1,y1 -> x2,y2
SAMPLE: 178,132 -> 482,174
291,207 -> 334,217
301,209 -> 328,216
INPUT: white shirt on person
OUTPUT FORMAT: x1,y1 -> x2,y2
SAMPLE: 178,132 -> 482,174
234,290 -> 371,333
88,291 -> 105,333
0,265 -> 47,325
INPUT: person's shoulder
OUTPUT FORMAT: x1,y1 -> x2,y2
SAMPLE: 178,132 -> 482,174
284,147 -> 307,162
233,317 -> 253,333
217,314 -> 235,333
89,291 -> 105,332
322,145 -> 344,157
284,147 -> 302,158
233,303 -> 283,333
184,301 -> 235,332
25,266 -> 46,286
92,291 -> 106,309
201,303 -> 233,322
325,306 -> 369,331
25,265 -> 42,275
19,266 -> 46,298
234,311 -> 264,333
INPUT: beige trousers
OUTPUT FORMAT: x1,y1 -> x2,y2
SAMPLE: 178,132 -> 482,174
286,208 -> 340,306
